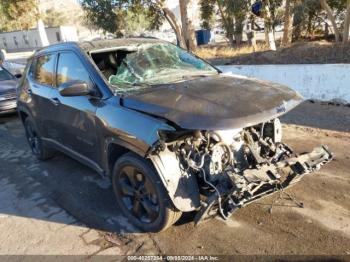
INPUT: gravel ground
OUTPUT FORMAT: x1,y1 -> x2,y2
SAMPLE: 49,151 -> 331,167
0,101 -> 349,257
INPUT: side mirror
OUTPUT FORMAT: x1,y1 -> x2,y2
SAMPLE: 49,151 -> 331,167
59,80 -> 91,97
14,73 -> 22,79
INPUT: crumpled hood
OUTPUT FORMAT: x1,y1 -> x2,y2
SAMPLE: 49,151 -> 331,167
121,74 -> 303,130
0,80 -> 17,95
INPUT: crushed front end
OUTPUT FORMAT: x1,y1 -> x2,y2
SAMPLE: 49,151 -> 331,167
154,118 -> 333,223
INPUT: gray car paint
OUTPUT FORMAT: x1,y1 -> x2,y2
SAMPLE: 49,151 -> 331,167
17,39 -> 304,212
121,74 -> 303,130
0,79 -> 17,94
0,72 -> 18,113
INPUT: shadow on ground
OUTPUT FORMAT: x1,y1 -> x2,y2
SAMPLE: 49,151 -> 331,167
0,113 -> 146,234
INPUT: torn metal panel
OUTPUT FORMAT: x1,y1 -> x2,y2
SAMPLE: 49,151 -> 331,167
149,148 -> 201,212
148,118 -> 333,222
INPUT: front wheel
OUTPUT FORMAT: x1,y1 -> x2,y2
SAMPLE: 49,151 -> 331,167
24,117 -> 54,160
112,152 -> 182,232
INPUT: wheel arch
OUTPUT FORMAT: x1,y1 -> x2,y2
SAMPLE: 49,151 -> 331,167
105,137 -> 149,176
106,139 -> 200,213
17,106 -> 32,125
106,142 -> 131,177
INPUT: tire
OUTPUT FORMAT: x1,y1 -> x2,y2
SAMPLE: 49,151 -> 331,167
24,117 -> 55,160
112,152 -> 182,232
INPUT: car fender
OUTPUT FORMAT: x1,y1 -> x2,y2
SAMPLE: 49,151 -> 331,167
98,99 -> 200,212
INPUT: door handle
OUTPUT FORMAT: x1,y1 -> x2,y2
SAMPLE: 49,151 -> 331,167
49,97 -> 60,106
27,88 -> 33,95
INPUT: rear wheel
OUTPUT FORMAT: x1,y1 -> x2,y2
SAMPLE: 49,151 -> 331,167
24,117 -> 54,160
112,152 -> 182,232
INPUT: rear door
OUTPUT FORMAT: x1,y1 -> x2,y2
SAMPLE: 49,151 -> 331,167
48,51 -> 99,162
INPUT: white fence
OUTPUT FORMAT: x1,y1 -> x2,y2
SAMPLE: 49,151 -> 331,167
218,64 -> 350,103
4,59 -> 350,103
0,26 -> 78,52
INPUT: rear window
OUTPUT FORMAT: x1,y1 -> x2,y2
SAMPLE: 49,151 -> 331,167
33,54 -> 55,86
0,67 -> 13,81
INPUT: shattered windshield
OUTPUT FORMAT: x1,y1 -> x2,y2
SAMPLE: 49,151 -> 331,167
108,43 -> 218,88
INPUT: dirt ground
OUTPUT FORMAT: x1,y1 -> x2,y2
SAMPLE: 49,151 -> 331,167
0,101 -> 349,257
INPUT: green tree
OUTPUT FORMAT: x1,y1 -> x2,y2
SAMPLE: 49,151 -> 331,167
81,0 -> 198,51
200,0 -> 249,46
81,0 -> 123,35
123,9 -> 152,36
0,0 -> 39,32
0,3 -> 7,32
322,0 -> 349,42
43,8 -> 68,27
131,0 -> 196,50
292,0 -> 348,42
320,0 -> 341,41
199,0 -> 216,29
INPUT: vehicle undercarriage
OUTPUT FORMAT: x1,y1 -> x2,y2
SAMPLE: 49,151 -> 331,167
152,118 -> 333,223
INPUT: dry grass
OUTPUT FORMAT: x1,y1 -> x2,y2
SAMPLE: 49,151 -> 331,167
195,43 -> 268,60
194,40 -> 349,65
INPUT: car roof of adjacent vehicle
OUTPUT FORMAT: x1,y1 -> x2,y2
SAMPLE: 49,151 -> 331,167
34,38 -> 166,56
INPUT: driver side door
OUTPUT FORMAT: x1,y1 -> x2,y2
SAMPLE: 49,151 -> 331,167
48,51 -> 100,163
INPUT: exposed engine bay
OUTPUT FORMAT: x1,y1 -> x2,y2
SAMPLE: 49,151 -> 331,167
152,118 -> 333,223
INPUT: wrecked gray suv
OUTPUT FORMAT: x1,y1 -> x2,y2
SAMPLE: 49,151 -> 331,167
17,38 -> 332,232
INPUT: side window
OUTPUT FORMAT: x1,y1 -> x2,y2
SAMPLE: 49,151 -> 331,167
56,52 -> 91,86
33,54 -> 55,86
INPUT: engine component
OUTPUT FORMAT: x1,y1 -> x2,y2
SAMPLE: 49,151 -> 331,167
158,118 -> 333,223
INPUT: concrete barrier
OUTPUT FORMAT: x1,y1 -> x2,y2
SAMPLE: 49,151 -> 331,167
218,64 -> 350,103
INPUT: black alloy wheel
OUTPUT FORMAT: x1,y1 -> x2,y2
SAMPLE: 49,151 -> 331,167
112,153 -> 182,232
24,118 -> 54,160
25,119 -> 41,155
118,165 -> 160,224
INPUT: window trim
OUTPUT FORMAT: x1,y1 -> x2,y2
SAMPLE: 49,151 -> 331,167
30,52 -> 57,88
55,50 -> 93,89
30,47 -> 107,98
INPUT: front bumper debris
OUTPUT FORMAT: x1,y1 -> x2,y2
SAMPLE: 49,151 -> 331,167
195,146 -> 333,224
